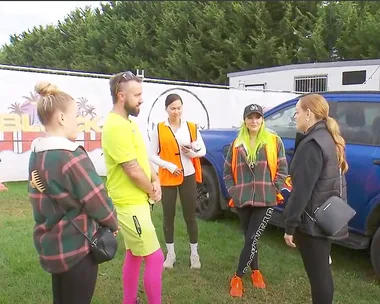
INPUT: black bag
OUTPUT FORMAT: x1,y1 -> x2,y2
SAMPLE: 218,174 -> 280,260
59,210 -> 118,264
305,169 -> 356,237
90,227 -> 118,263
31,169 -> 118,264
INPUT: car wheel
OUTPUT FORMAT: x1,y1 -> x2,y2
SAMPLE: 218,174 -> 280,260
370,226 -> 380,278
196,165 -> 221,220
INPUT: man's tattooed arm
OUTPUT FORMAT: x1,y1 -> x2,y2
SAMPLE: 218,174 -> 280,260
121,159 -> 154,194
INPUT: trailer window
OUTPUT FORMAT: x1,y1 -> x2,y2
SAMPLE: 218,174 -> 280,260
294,75 -> 327,93
342,70 -> 366,85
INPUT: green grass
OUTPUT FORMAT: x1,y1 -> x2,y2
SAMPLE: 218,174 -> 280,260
0,182 -> 379,304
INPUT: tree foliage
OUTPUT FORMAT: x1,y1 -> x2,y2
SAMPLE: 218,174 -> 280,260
1,1 -> 379,84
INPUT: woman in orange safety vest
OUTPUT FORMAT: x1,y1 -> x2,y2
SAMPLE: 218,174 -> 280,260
149,93 -> 206,270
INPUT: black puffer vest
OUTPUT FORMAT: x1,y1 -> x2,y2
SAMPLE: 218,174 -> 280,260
290,121 -> 348,239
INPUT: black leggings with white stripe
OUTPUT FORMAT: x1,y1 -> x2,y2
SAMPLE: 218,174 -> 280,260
235,206 -> 273,277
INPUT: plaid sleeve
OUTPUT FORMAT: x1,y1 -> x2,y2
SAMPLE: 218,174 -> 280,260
223,141 -> 235,194
61,148 -> 118,232
273,136 -> 289,191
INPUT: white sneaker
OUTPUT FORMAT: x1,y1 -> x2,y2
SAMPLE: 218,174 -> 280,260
190,254 -> 201,269
163,253 -> 176,269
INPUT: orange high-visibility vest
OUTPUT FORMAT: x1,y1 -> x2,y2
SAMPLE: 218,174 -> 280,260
228,132 -> 285,207
157,121 -> 202,186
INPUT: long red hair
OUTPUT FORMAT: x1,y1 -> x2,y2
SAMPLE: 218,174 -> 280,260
300,94 -> 349,173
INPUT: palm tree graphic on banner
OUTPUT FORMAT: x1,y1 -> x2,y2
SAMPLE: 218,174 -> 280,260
8,92 -> 40,125
77,97 -> 97,118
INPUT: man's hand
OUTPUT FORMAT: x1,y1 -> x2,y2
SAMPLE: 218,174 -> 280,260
0,183 -> 8,192
284,233 -> 296,248
149,163 -> 162,202
149,181 -> 162,202
150,190 -> 161,202
151,181 -> 160,194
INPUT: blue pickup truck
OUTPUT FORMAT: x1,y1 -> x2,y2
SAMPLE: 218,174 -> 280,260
196,91 -> 380,277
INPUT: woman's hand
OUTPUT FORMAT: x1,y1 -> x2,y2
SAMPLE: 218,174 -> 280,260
173,167 -> 183,176
181,145 -> 192,154
113,226 -> 121,236
284,233 -> 296,248
181,145 -> 197,158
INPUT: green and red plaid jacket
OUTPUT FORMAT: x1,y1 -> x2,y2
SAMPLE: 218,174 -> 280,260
223,132 -> 288,208
28,137 -> 118,274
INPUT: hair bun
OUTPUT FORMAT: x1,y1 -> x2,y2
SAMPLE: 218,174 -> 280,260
35,81 -> 59,97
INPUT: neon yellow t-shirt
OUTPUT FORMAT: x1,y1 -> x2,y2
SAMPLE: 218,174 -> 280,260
101,112 -> 151,206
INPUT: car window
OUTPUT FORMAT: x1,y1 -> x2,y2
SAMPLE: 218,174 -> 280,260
265,105 -> 297,139
331,101 -> 380,146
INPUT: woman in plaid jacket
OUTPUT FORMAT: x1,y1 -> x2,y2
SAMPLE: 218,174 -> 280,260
223,104 -> 289,298
28,82 -> 119,304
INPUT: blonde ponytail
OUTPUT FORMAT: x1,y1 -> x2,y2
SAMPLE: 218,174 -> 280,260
325,116 -> 349,173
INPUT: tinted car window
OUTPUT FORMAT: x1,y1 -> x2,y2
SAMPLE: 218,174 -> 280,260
331,102 -> 380,146
265,105 -> 297,139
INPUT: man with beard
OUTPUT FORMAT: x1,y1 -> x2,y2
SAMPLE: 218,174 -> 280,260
102,71 -> 164,304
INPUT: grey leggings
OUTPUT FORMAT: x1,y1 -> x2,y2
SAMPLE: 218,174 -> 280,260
161,174 -> 198,244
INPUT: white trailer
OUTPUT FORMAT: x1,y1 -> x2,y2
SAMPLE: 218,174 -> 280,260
228,59 -> 380,93
0,65 -> 299,182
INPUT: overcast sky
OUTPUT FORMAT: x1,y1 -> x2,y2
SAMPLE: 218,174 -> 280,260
0,1 -> 105,47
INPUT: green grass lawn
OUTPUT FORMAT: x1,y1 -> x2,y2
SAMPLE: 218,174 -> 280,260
0,182 -> 379,304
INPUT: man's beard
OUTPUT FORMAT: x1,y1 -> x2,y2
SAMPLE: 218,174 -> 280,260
124,101 -> 140,117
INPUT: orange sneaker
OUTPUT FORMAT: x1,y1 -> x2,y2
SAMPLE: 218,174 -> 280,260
251,270 -> 266,289
230,274 -> 244,297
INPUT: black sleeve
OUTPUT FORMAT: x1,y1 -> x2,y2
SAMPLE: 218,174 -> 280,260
283,140 -> 323,235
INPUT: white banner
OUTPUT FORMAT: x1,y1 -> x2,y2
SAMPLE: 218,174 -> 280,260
0,68 -> 299,181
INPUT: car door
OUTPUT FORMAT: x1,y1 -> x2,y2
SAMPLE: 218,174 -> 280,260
264,101 -> 298,211
328,96 -> 380,234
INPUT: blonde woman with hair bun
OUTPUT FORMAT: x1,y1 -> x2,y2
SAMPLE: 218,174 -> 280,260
28,81 -> 119,304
